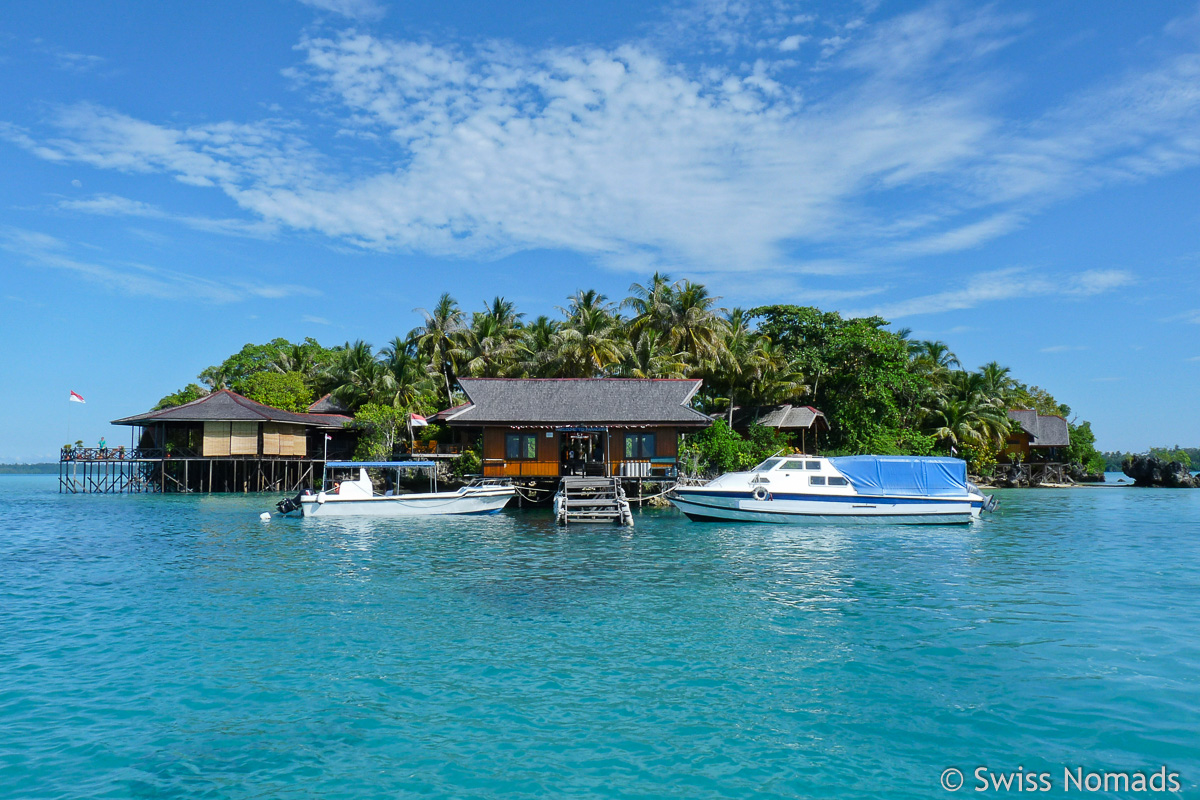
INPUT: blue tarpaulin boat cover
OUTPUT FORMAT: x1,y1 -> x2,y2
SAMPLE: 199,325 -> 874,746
827,456 -> 969,497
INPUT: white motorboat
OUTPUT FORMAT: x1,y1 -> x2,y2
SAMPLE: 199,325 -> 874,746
669,455 -> 996,525
275,461 -> 515,518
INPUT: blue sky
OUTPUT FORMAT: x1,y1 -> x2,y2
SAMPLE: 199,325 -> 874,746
2,0 -> 1199,461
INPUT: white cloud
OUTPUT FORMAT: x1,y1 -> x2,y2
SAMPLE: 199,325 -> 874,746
58,194 -> 276,238
5,5 -> 1200,281
1169,308 -> 1200,324
0,226 -> 313,303
302,315 -> 332,324
295,0 -> 385,21
849,267 -> 1134,319
1040,344 -> 1088,353
778,35 -> 807,52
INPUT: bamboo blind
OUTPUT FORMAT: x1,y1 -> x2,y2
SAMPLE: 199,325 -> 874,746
262,423 -> 281,456
202,422 -> 231,456
230,422 -> 258,455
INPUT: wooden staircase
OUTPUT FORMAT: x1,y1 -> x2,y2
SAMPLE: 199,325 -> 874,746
556,477 -> 634,526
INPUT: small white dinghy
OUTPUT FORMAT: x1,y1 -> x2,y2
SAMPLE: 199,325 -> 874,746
274,461 -> 515,518
669,455 -> 996,525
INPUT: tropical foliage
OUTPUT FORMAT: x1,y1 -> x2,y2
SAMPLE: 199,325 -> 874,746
239,371 -> 313,412
152,275 -> 1104,476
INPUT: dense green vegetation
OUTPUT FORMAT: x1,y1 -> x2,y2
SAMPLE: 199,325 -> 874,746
0,463 -> 58,474
156,275 -> 1104,476
1103,447 -> 1198,472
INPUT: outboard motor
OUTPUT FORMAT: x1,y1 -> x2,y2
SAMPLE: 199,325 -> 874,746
276,493 -> 302,515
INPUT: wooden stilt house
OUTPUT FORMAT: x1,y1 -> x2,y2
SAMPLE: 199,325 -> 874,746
433,378 -> 712,481
60,389 -> 357,493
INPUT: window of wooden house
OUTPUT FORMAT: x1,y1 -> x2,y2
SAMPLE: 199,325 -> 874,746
623,433 -> 656,459
505,433 -> 539,460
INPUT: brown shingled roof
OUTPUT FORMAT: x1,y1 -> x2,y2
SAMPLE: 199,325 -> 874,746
112,389 -> 351,429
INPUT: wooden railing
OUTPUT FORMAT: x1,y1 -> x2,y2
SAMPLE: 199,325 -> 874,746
482,459 -> 680,479
61,446 -> 163,461
483,460 -> 561,478
409,441 -> 462,455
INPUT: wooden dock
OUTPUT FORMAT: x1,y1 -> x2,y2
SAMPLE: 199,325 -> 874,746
59,447 -> 319,494
555,477 -> 634,526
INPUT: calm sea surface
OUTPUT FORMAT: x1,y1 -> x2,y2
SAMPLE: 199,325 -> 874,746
2,475 -> 1199,799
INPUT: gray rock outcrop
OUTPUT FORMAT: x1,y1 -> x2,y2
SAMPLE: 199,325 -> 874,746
1122,455 -> 1199,488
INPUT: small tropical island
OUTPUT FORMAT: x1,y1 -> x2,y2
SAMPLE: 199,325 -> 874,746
123,275 -> 1118,489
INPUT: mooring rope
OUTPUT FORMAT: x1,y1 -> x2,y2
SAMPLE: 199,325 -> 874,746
624,484 -> 678,504
508,482 -> 678,505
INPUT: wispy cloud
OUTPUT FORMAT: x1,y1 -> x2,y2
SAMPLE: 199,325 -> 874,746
1167,308 -> 1200,324
302,315 -> 331,325
57,194 -> 276,238
849,267 -> 1134,319
294,0 -> 385,21
4,4 -> 1200,279
1040,344 -> 1088,353
32,39 -> 109,73
0,226 -> 314,303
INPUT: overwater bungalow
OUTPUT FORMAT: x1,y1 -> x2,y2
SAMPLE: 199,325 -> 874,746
1000,409 -> 1071,482
61,390 -> 355,493
433,378 -> 713,481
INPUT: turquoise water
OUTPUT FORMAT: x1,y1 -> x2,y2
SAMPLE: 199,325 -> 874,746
3,475 -> 1199,799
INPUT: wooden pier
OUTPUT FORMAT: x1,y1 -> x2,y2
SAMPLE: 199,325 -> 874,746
556,477 -> 634,526
59,447 -> 321,494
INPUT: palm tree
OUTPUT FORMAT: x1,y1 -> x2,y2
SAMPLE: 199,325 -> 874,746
380,337 -> 436,410
516,316 -> 561,377
618,328 -> 688,379
198,365 -> 229,392
453,314 -> 512,377
410,294 -> 465,404
913,340 -> 960,376
624,272 -> 674,342
978,361 -> 1015,401
551,301 -> 629,377
923,393 -> 1011,450
662,280 -> 728,367
744,338 -> 809,407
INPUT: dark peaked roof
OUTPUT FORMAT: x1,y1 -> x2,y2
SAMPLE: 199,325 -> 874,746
439,378 -> 712,426
112,389 -> 352,429
307,393 -> 349,414
729,404 -> 828,430
1008,409 -> 1070,447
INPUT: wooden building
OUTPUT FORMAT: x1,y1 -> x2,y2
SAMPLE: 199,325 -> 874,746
433,378 -> 712,481
728,404 -> 828,454
998,409 -> 1071,483
1002,409 -> 1070,462
60,390 -> 354,493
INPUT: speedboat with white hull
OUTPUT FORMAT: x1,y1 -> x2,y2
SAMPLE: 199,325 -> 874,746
275,461 -> 515,518
669,455 -> 996,525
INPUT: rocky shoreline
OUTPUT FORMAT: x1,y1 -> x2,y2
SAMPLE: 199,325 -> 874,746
1122,455 -> 1200,488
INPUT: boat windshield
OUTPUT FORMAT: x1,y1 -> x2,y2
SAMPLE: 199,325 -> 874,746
751,458 -> 785,472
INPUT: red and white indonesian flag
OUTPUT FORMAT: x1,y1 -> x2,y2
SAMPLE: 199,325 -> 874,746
69,391 -> 86,404
410,413 -> 428,427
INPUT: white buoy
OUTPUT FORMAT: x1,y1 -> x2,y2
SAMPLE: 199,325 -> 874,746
259,512 -> 271,521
